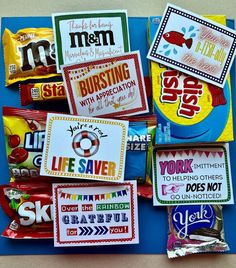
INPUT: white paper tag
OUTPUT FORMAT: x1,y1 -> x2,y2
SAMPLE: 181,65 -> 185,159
61,51 -> 149,117
53,181 -> 139,246
40,113 -> 128,182
52,10 -> 130,72
153,144 -> 233,206
147,4 -> 236,87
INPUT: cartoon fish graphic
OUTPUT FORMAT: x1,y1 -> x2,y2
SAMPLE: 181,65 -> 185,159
163,31 -> 193,49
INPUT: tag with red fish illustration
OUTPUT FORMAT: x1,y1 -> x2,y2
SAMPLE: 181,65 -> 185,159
147,4 -> 236,87
148,16 -> 234,145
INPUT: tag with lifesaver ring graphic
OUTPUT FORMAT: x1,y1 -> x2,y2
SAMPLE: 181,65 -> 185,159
40,113 -> 129,182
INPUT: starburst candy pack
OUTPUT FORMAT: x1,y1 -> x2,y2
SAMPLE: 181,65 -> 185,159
148,16 -> 234,145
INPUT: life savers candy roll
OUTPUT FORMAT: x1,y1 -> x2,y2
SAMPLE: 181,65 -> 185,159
167,205 -> 229,258
19,82 -> 66,106
0,181 -> 53,239
2,107 -> 49,181
2,28 -> 59,86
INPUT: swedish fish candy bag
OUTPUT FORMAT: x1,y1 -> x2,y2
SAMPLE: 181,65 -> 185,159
2,107 -> 48,181
2,28 -> 59,86
153,66 -> 233,144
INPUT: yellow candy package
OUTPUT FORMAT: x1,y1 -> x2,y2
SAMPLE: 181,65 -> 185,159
2,28 -> 59,86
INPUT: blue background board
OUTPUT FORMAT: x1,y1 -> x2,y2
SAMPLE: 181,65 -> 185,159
0,16 -> 235,255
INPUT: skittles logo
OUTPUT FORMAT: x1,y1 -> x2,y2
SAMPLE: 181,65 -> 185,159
72,130 -> 100,157
172,205 -> 215,239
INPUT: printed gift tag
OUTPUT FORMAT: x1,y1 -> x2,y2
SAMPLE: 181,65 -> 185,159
147,4 -> 236,87
153,144 -> 233,206
148,15 -> 234,145
62,51 -> 149,117
53,181 -> 139,247
40,113 -> 128,182
52,10 -> 130,72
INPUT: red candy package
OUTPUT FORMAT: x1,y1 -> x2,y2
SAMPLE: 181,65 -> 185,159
2,107 -> 48,181
0,182 -> 53,239
19,82 -> 66,106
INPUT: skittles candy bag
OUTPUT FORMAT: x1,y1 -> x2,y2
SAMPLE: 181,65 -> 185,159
0,181 -> 53,239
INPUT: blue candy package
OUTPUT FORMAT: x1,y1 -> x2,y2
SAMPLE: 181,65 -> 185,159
124,115 -> 156,198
